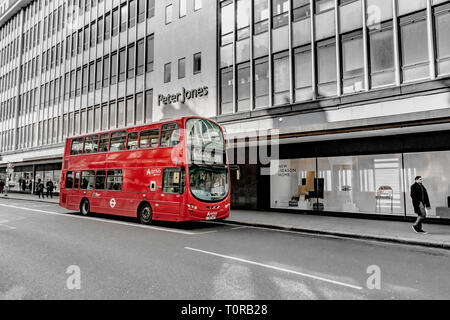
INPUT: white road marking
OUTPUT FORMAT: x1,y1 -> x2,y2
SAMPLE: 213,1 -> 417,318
0,220 -> 16,230
0,203 -> 212,235
231,226 -> 248,230
185,247 -> 363,291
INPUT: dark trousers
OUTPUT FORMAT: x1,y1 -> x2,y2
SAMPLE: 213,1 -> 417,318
37,190 -> 44,198
46,190 -> 53,198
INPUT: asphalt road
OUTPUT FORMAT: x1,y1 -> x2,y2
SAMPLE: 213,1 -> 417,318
1,198 -> 450,300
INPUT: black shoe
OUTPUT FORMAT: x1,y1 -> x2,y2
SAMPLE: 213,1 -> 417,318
412,225 -> 422,233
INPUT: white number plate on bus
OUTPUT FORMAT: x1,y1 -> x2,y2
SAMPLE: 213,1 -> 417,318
206,212 -> 217,220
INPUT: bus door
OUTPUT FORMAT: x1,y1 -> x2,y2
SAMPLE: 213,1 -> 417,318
68,171 -> 81,210
158,168 -> 185,217
92,170 -> 107,212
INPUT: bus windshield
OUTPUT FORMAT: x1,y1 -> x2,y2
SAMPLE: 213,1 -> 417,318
189,165 -> 229,202
186,119 -> 229,202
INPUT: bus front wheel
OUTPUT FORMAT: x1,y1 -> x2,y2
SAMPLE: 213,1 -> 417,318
80,199 -> 90,216
139,203 -> 153,225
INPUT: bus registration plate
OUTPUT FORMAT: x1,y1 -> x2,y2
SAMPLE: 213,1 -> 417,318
206,212 -> 217,220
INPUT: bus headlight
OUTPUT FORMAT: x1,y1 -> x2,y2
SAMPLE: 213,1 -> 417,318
225,203 -> 231,209
187,204 -> 198,210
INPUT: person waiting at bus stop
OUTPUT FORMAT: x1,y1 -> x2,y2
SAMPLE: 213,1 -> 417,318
0,180 -> 4,194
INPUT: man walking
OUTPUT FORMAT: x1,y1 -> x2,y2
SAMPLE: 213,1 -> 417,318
46,180 -> 54,199
411,176 -> 431,234
37,179 -> 45,199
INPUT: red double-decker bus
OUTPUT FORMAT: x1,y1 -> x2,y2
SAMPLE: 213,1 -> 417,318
59,117 -> 230,224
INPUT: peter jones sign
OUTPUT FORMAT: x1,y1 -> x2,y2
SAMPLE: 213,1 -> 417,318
158,86 -> 209,106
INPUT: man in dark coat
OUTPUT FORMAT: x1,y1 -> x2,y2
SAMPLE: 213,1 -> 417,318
410,176 -> 431,233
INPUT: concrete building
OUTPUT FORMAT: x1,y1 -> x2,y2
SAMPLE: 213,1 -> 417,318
2,0 -> 450,221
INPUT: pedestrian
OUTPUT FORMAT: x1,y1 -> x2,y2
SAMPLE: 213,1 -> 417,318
37,179 -> 45,199
22,179 -> 26,192
46,180 -> 54,199
411,176 -> 431,234
0,180 -> 4,194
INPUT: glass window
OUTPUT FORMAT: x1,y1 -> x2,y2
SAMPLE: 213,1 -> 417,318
273,0 -> 289,28
434,5 -> 450,76
70,137 -> 84,155
120,3 -> 128,32
160,123 -> 180,148
237,62 -> 251,112
367,0 -> 393,26
193,53 -> 202,74
165,4 -> 173,24
129,0 -> 136,28
397,0 -> 427,16
95,170 -> 106,190
140,129 -> 160,149
294,47 -> 313,101
81,170 -> 95,190
340,0 -> 362,33
145,90 -> 153,123
126,97 -> 134,126
163,168 -> 182,194
127,132 -> 139,150
66,171 -> 73,189
179,0 -> 187,17
118,100 -> 125,127
136,39 -> 145,76
369,24 -> 395,88
317,40 -> 337,97
194,0 -> 202,11
220,67 -> 234,114
127,44 -> 135,79
178,58 -> 186,79
98,133 -> 110,152
74,172 -> 80,189
400,14 -> 429,82
146,35 -> 154,72
254,57 -> 269,109
342,34 -> 365,94
315,1 -> 335,40
84,135 -> 99,154
273,52 -> 290,105
109,131 -> 127,152
106,170 -> 123,191
119,49 -> 126,82
136,92 -> 144,125
164,62 -> 171,83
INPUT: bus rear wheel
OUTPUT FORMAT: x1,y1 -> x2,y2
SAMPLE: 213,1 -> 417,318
139,203 -> 153,225
80,199 -> 90,216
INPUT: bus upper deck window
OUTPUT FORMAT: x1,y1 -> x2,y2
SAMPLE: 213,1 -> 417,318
70,138 -> 84,155
99,133 -> 110,152
84,135 -> 99,154
127,132 -> 139,150
109,131 -> 127,152
160,123 -> 180,147
139,129 -> 160,149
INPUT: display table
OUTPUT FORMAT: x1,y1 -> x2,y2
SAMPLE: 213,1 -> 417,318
436,207 -> 450,219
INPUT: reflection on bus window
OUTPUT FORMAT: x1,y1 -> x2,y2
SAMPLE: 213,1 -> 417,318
71,138 -> 84,155
109,131 -> 127,152
106,170 -> 123,191
84,135 -> 99,154
127,132 -> 139,150
189,166 -> 229,202
74,172 -> 80,189
163,168 -> 183,194
160,123 -> 180,147
139,129 -> 159,149
98,133 -> 110,153
95,170 -> 106,190
186,119 -> 225,164
66,171 -> 74,189
81,171 -> 95,190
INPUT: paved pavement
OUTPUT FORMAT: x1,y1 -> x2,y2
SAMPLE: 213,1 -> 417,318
1,199 -> 450,300
2,192 -> 450,250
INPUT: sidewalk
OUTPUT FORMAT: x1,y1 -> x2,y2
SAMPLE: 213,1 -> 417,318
1,193 -> 450,249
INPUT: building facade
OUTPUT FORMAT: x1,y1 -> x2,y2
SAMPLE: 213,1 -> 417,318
2,0 -> 450,221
